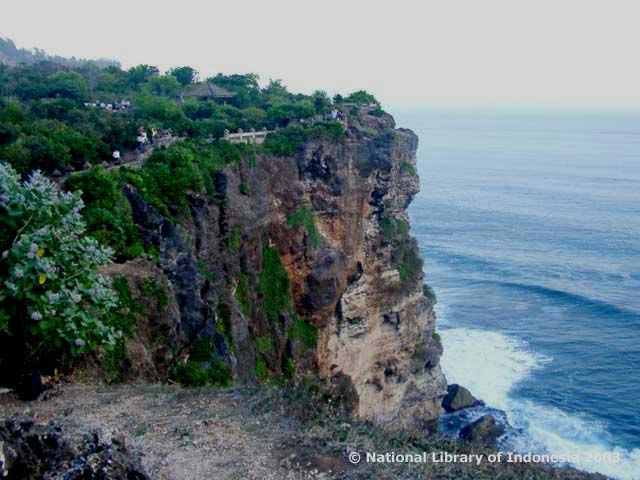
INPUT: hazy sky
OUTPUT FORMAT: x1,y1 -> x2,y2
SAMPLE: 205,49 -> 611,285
2,0 -> 640,110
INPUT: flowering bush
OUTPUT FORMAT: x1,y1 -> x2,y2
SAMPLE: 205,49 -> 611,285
0,162 -> 121,362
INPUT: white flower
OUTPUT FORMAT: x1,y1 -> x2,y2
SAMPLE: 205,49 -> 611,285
74,338 -> 86,347
70,292 -> 82,303
14,267 -> 24,278
47,292 -> 60,302
30,311 -> 43,321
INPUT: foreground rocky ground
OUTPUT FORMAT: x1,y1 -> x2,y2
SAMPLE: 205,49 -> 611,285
0,383 -> 607,479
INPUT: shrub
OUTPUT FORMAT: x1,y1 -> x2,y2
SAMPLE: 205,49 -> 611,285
398,242 -> 423,284
423,284 -> 437,304
65,167 -> 142,260
379,215 -> 409,240
0,164 -> 121,373
288,206 -> 319,248
344,90 -> 378,105
263,122 -> 345,157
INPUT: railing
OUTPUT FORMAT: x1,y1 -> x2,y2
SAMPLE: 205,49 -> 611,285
223,128 -> 271,144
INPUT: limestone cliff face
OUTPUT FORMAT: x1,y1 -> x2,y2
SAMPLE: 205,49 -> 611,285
108,109 -> 446,427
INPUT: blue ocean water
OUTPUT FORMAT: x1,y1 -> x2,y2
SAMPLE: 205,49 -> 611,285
394,108 -> 640,479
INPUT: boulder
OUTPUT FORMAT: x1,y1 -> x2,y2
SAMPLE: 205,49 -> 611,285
459,414 -> 505,445
0,416 -> 150,479
442,384 -> 483,412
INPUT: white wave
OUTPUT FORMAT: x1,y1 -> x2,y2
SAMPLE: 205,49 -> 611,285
439,327 -> 640,480
439,328 -> 550,410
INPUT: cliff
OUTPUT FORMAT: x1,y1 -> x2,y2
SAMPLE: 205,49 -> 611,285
102,107 -> 446,428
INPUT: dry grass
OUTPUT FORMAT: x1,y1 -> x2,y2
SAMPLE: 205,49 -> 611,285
0,383 -> 607,480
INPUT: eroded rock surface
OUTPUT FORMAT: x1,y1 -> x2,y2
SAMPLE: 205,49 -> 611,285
93,108 -> 446,427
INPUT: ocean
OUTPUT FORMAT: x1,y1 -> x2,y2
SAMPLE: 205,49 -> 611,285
394,108 -> 640,479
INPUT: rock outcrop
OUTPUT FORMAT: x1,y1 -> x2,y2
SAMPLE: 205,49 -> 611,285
459,414 -> 505,446
442,384 -> 484,412
98,108 -> 446,428
0,416 -> 149,479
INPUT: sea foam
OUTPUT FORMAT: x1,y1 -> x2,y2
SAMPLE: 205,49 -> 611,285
440,327 -> 640,479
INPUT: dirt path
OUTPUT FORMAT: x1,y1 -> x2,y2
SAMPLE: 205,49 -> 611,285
0,383 -> 333,480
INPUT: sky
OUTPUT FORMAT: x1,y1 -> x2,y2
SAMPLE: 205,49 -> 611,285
2,0 -> 640,110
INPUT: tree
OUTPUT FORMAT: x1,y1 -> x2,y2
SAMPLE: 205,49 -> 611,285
0,163 -> 121,382
127,64 -> 159,87
47,71 -> 89,101
168,66 -> 198,86
344,90 -> 379,105
145,75 -> 182,98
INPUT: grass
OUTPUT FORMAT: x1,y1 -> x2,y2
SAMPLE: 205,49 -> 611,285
197,260 -> 216,283
254,357 -> 269,381
288,206 -> 320,248
400,161 -> 416,176
235,273 -> 252,317
171,335 -> 232,387
258,247 -> 291,322
216,303 -> 234,349
229,226 -> 241,252
142,277 -> 169,311
288,315 -> 318,350
257,336 -> 275,354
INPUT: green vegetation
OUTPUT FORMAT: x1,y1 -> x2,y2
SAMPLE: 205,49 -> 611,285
102,276 -> 141,381
254,356 -> 269,381
171,335 -> 232,387
288,316 -> 318,350
263,122 -> 345,157
258,247 -> 291,321
197,260 -> 216,283
282,356 -> 295,379
0,55 -> 351,180
66,166 -> 143,260
257,336 -> 275,354
369,106 -> 386,117
432,331 -> 441,343
343,90 -> 379,105
235,273 -> 251,316
287,206 -> 320,248
423,284 -> 437,304
379,214 -> 409,240
398,242 -> 423,284
239,181 -> 250,196
400,161 -> 417,176
215,302 -> 233,349
229,226 -> 241,252
0,165 -> 122,371
142,277 -> 168,311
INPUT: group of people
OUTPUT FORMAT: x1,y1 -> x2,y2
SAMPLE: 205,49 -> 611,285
85,99 -> 133,112
330,108 -> 345,122
110,126 -> 162,164
136,126 -> 159,152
